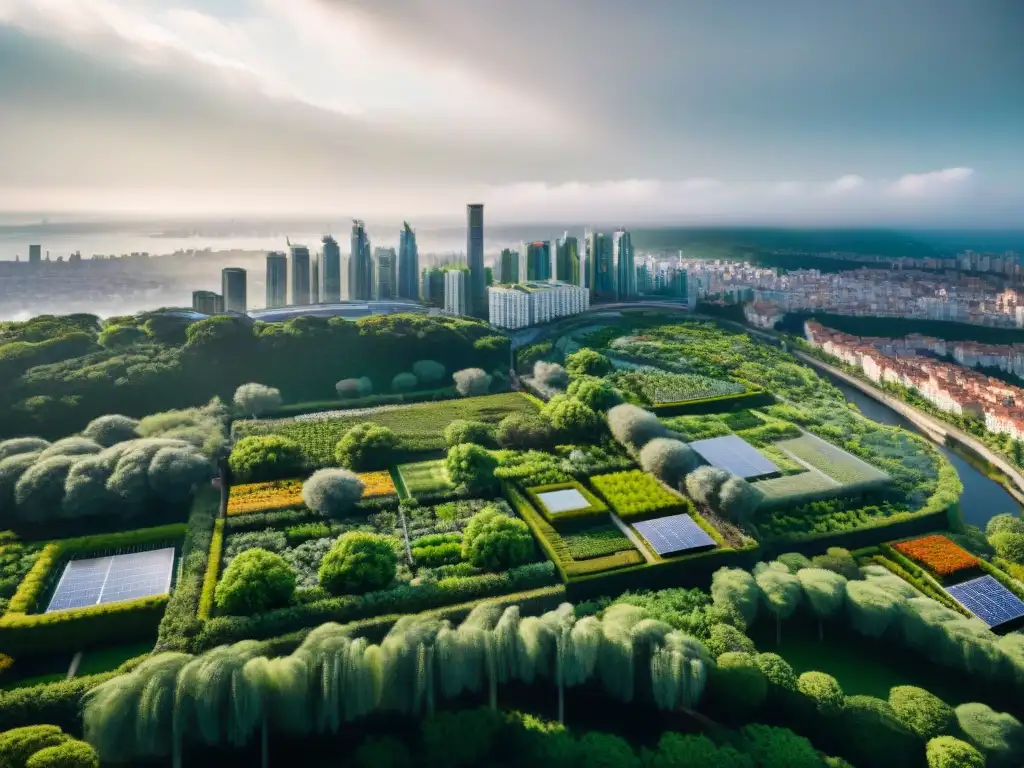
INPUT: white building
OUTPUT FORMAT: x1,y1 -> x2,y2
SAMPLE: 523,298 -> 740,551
444,269 -> 468,316
487,280 -> 590,329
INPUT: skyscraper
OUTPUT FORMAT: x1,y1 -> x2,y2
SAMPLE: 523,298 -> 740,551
375,247 -> 397,299
28,245 -> 41,266
349,220 -> 373,300
311,259 -> 320,304
466,204 -> 485,315
397,222 -> 419,300
522,241 -> 552,281
266,252 -> 288,308
290,245 -> 311,305
587,231 -> 615,299
499,248 -> 519,284
320,236 -> 342,303
555,233 -> 580,285
192,290 -> 223,315
612,229 -> 636,300
444,269 -> 468,316
221,267 -> 247,312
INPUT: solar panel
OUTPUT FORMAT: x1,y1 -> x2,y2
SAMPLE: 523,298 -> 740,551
944,575 -> 1024,628
633,514 -> 717,557
688,435 -> 780,479
46,547 -> 175,613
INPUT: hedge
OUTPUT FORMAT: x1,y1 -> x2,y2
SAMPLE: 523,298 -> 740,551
524,481 -> 609,528
197,519 -> 224,621
259,387 -> 458,419
868,551 -> 969,617
651,389 -> 775,416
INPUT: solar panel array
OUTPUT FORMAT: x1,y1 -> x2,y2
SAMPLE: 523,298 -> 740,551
944,575 -> 1024,628
633,514 -> 717,557
688,435 -> 780,479
46,547 -> 175,613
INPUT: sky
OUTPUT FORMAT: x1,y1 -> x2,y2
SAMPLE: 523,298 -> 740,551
0,0 -> 1022,225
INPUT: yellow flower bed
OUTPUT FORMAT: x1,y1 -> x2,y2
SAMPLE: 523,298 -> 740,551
359,470 -> 398,498
227,479 -> 304,516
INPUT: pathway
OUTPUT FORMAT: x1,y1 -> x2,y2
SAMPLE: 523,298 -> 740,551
608,513 -> 659,564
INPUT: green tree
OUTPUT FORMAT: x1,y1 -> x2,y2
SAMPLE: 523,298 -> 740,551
990,530 -> 1024,563
215,549 -> 296,615
233,383 -> 282,419
228,435 -> 305,483
645,732 -> 754,768
926,736 -> 985,768
391,372 -> 419,392
302,468 -> 365,518
81,414 -> 139,446
319,532 -> 398,594
354,737 -> 413,768
97,324 -> 147,348
446,444 -> 499,494
797,671 -> 845,717
495,413 -> 553,451
797,567 -> 846,641
334,422 -> 397,471
710,567 -> 760,628
889,686 -> 957,740
462,507 -> 533,571
639,438 -> 698,488
717,476 -> 760,526
708,652 -> 767,719
566,376 -> 621,412
740,724 -> 824,768
955,702 -> 1024,768
0,437 -> 49,462
420,709 -> 502,768
542,396 -> 601,440
575,732 -> 640,768
443,420 -> 492,448
838,695 -> 921,768
412,359 -> 447,385
565,348 -> 613,378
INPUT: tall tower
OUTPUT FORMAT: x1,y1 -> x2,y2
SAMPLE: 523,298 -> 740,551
499,248 -> 519,284
397,222 -> 419,300
523,241 -> 551,281
320,235 -> 342,303
612,228 -> 636,300
587,231 -> 615,299
555,233 -> 580,285
349,220 -> 373,300
221,267 -> 247,312
265,252 -> 288,308
311,259 -> 320,304
289,245 -> 311,305
466,203 -> 485,315
375,247 -> 397,300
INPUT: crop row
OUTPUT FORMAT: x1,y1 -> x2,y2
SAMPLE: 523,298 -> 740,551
776,433 -> 890,486
589,470 -> 691,520
613,370 -> 745,405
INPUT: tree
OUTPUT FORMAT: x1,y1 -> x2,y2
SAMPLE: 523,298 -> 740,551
565,348 -> 613,379
708,652 -> 766,719
566,376 -> 621,412
717,476 -> 760,525
754,563 -> 802,646
776,552 -> 812,573
645,732 -> 754,768
797,567 -> 846,641
986,513 -> 1024,538
639,438 -> 698,488
542,396 -> 601,440
845,580 -> 902,637
453,368 -> 492,397
990,530 -> 1024,563
233,383 -> 282,419
811,547 -> 862,581
926,736 -> 985,768
741,724 -> 827,768
837,695 -> 921,768
215,549 -> 296,615
302,468 -> 365,518
797,671 -> 845,717
413,360 -> 447,385
148,446 -> 214,506
391,372 -> 419,392
443,420 -> 491,448
334,422 -> 397,470
228,435 -> 305,483
684,467 -> 730,509
606,404 -> 666,450
97,324 -> 146,348
495,413 -> 552,451
533,361 -> 569,389
14,455 -> 79,522
754,653 -> 797,691
575,732 -> 640,768
446,444 -> 498,494
336,377 -> 373,399
955,702 -> 1024,768
462,507 -> 533,570
26,739 -> 100,768
704,623 -> 756,657
37,437 -> 102,460
889,686 -> 957,740
710,567 -> 760,628
81,415 -> 139,447
0,437 -> 50,462
319,532 -> 398,594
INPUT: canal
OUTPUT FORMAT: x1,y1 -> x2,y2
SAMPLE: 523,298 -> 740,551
826,375 -> 1022,528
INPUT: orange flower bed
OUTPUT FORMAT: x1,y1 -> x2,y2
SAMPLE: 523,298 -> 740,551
893,535 -> 979,577
227,479 -> 303,516
358,470 -> 398,498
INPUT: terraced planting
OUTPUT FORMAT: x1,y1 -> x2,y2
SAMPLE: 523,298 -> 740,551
396,459 -> 456,497
612,370 -> 746,405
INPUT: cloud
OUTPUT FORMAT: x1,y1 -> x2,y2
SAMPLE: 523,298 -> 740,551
889,167 -> 975,196
826,175 -> 867,194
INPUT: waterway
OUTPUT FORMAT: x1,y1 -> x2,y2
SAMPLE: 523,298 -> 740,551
825,375 -> 1022,528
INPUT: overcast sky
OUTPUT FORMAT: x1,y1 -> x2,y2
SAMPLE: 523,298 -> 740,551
0,0 -> 1022,224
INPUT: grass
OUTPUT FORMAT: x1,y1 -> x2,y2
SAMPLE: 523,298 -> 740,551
397,460 -> 456,497
753,470 -> 838,504
236,392 -> 539,466
776,433 -> 891,486
756,444 -> 806,476
589,470 -> 692,521
562,525 -> 636,560
75,640 -> 153,677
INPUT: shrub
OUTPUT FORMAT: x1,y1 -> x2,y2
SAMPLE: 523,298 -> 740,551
639,438 -> 697,488
413,360 -> 447,385
354,736 -> 414,768
453,368 -> 492,397
336,377 -> 373,398
233,383 -> 283,418
889,685 -> 957,740
0,439 -> 50,462
318,532 -> 398,595
606,404 -> 666,450
214,548 -> 296,615
462,507 -> 534,571
684,466 -> 730,509
36,438 -> 102,461
495,413 -> 552,451
541,396 -> 601,440
810,547 -> 862,580
302,469 -> 365,518
443,420 -> 491,448
740,724 -> 823,768
926,736 -> 985,768
228,435 -> 305,483
704,624 -> 756,658
776,552 -> 812,573
26,739 -> 99,768
391,372 -> 419,392
646,732 -> 753,768
590,470 -> 690,520
710,567 -> 760,628
446,444 -> 498,495
717,476 -> 759,525
334,423 -> 397,471
955,702 -> 1024,768
565,348 -> 613,378
797,671 -> 845,717
754,653 -> 797,690
990,530 -> 1024,564
985,513 -> 1024,538
838,695 -> 922,768
566,377 -> 621,412
0,725 -> 68,767
14,457 -> 78,521
709,652 -> 767,719
533,361 -> 568,389
80,415 -> 139,447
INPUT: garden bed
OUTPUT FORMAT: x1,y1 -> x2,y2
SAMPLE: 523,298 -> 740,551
525,480 -> 609,527
588,470 -> 693,521
395,459 -> 456,498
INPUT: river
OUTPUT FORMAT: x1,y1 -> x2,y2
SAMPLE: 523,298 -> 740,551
825,375 -> 1021,528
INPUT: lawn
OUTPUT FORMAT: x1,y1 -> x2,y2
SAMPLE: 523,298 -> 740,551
589,470 -> 692,521
562,525 -> 636,560
75,641 -> 154,677
776,433 -> 890,486
752,470 -> 838,507
612,370 -> 746,405
396,459 -> 456,497
236,392 -> 539,466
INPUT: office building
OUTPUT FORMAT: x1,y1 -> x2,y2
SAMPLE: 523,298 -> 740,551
444,269 -> 468,316
266,252 -> 288,308
612,229 -> 636,300
555,233 -> 580,285
487,281 -> 590,330
522,241 -> 552,281
221,267 -> 247,313
398,222 -> 419,300
375,246 -> 397,300
290,245 -> 311,305
28,245 -> 41,266
192,290 -> 224,315
499,248 -> 519,284
467,204 -> 485,314
349,220 -> 373,300
422,267 -> 445,307
311,259 -> 320,304
587,231 -> 615,299
320,236 -> 342,303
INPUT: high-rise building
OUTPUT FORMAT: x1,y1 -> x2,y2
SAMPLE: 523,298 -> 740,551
444,269 -> 468,316
587,231 -> 615,299
522,241 -> 552,281
192,290 -> 224,315
466,204 -> 485,314
221,267 -> 247,312
349,220 -> 373,300
422,267 -> 445,307
612,229 -> 636,300
499,248 -> 519,284
398,222 -> 419,300
290,245 -> 311,305
320,236 -> 342,303
266,252 -> 288,308
487,281 -> 590,329
28,245 -> 41,266
555,233 -> 580,285
375,246 -> 397,299
311,259 -> 320,304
